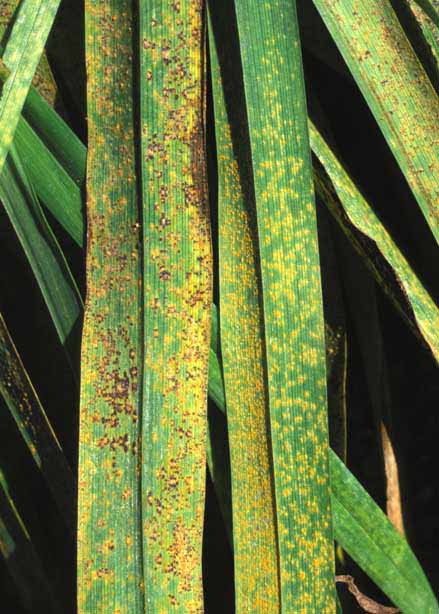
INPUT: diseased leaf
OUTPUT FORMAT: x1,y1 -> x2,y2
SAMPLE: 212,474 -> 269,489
0,312 -> 74,530
77,1 -> 144,612
9,68 -> 439,375
310,121 -> 439,365
313,0 -> 439,247
413,0 -> 439,28
0,0 -> 61,174
139,2 -> 212,611
230,0 -> 336,610
206,337 -> 439,614
208,5 -> 280,611
404,0 -> 439,74
0,0 -> 57,106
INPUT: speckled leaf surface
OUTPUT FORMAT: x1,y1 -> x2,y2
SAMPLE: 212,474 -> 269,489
0,66 -> 85,244
17,69 -> 439,373
310,122 -> 439,365
0,0 -> 60,174
12,83 -> 439,361
77,2 -> 144,613
0,312 -> 74,529
139,2 -> 212,611
313,0 -> 439,248
208,6 -> 280,612
405,0 -> 439,71
0,0 -> 57,106
206,344 -> 438,613
232,0 -> 335,611
413,0 -> 439,27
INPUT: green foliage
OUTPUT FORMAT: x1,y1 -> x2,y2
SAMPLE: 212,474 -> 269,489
1,1 -> 439,613
0,0 -> 60,173
313,0 -> 439,248
77,2 -> 144,612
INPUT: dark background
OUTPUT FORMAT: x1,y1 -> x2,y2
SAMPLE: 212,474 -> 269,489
1,1 -> 438,612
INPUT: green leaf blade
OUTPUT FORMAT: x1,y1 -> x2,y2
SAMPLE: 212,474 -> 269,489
77,2 -> 144,612
413,0 -> 439,28
208,5 -> 281,611
14,115 -> 83,246
0,0 -> 61,174
310,121 -> 439,365
313,0 -> 439,248
330,453 -> 439,614
0,313 -> 75,530
139,2 -> 212,611
206,340 -> 438,614
0,145 -> 82,350
232,0 -> 336,611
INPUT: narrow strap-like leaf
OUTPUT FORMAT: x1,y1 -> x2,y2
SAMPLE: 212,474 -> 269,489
0,0 -> 61,174
0,59 -> 86,189
14,115 -> 83,246
232,0 -> 336,610
0,65 -> 84,244
7,79 -> 439,385
0,145 -> 82,350
22,86 -> 86,187
0,312 -> 74,529
77,2 -> 144,612
0,0 -> 57,106
208,6 -> 280,611
310,121 -> 439,365
206,339 -> 439,613
404,0 -> 439,73
330,453 -> 439,613
312,0 -> 439,248
10,77 -> 439,373
413,0 -> 439,27
139,2 -> 212,610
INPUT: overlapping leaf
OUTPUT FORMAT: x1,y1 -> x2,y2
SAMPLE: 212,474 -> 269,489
206,338 -> 439,613
413,0 -> 439,27
313,0 -> 439,248
0,0 -> 57,106
0,0 -> 61,173
224,0 -> 336,610
311,121 -> 439,365
208,6 -> 280,611
0,145 -> 82,352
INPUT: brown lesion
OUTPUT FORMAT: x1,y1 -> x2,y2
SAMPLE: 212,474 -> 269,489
188,120 -> 207,206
